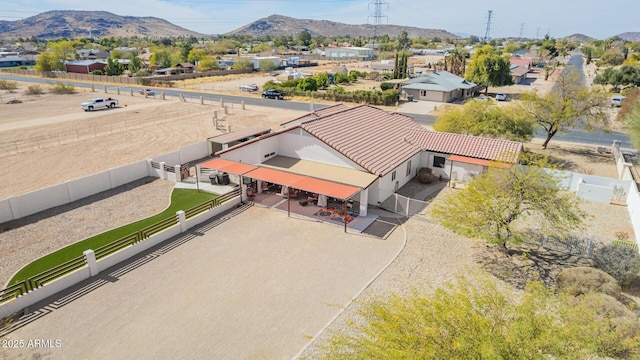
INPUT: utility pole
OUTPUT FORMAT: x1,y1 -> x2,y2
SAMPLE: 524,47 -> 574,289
368,0 -> 389,41
483,10 -> 493,43
519,23 -> 525,39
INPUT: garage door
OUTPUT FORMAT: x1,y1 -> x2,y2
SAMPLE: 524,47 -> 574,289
421,91 -> 443,101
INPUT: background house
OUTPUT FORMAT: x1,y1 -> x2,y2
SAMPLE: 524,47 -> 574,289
64,60 -> 107,74
400,71 -> 481,102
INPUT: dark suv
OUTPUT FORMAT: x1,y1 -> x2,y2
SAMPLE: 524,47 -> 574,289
262,89 -> 284,100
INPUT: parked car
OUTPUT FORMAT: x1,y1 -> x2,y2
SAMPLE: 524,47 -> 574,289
240,84 -> 259,92
474,95 -> 491,102
139,89 -> 155,96
80,98 -> 118,111
495,93 -> 507,101
612,96 -> 625,107
262,89 -> 285,100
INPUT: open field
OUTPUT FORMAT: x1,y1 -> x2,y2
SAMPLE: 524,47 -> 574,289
0,80 -> 307,199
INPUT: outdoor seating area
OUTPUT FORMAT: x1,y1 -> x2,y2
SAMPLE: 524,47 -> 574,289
248,184 -> 377,233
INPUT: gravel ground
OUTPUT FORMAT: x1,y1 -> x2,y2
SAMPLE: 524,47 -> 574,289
299,176 -> 635,358
0,178 -> 175,286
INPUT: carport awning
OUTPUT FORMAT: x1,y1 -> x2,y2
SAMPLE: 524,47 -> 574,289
198,158 -> 257,175
244,167 -> 360,199
448,155 -> 511,168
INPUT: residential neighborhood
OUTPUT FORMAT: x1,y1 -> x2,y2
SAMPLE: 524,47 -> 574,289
1,3 -> 640,359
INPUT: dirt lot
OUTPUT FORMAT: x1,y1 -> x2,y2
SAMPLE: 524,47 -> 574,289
0,80 -> 307,199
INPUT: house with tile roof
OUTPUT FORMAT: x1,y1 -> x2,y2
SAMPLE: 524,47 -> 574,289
204,105 -> 522,216
400,71 -> 483,102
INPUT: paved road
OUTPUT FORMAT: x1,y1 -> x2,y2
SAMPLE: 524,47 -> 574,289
1,73 -> 633,149
3,206 -> 404,360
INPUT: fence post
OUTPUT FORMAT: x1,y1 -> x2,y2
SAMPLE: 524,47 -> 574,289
174,164 -> 181,181
406,196 -> 410,217
130,88 -> 133,96
177,211 -> 187,232
224,105 -> 228,115
394,194 -> 398,213
220,98 -> 224,107
91,84 -> 95,92
83,250 -> 99,277
200,96 -> 204,105
162,92 -> 165,100
159,161 -> 166,180
104,85 -> 107,93
117,87 -> 120,95
241,100 -> 245,110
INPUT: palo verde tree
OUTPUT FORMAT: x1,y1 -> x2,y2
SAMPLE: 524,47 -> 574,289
618,88 -> 640,149
433,99 -> 535,142
430,159 -> 586,253
464,45 -> 513,94
319,273 -> 640,359
520,67 -> 610,148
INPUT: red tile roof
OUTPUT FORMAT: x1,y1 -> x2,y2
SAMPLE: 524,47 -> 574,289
301,105 -> 423,175
407,129 -> 522,163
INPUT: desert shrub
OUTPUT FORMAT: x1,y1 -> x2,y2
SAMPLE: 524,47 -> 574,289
25,85 -> 44,95
593,244 -> 640,286
49,82 -> 75,94
556,266 -> 621,297
0,79 -> 18,91
380,82 -> 394,91
567,293 -> 640,356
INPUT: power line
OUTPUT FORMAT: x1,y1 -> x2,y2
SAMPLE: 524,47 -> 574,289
483,10 -> 493,43
367,0 -> 388,40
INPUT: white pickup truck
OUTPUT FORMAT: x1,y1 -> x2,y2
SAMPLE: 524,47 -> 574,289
81,98 -> 118,111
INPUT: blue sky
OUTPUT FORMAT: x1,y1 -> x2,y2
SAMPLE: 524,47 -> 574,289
0,0 -> 637,39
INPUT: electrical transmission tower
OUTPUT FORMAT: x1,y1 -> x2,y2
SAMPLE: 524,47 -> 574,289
368,0 -> 389,40
519,23 -> 525,39
483,10 -> 493,43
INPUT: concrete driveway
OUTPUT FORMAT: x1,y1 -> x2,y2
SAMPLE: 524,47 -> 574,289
3,205 -> 404,360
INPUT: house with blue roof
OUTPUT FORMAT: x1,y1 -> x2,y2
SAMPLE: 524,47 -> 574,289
400,71 -> 483,102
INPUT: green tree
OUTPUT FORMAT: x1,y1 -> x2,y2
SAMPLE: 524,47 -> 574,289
619,89 -> 640,148
150,49 -> 172,68
35,51 -> 58,72
187,48 -> 207,63
320,274 -> 640,359
430,159 -> 586,253
520,67 -> 610,148
197,56 -> 219,71
104,58 -> 124,76
259,59 -> 277,72
128,55 -> 143,74
297,31 -> 312,47
582,45 -> 593,63
49,40 -> 76,64
433,100 -> 535,142
396,30 -> 411,51
296,77 -> 317,91
313,72 -> 329,89
444,48 -> 468,77
232,58 -> 253,70
465,45 -> 514,93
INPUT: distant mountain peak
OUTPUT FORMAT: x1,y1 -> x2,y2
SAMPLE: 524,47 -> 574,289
0,10 -> 204,39
226,14 -> 458,39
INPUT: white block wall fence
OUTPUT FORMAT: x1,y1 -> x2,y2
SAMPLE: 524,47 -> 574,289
0,141 -> 211,224
0,193 -> 241,319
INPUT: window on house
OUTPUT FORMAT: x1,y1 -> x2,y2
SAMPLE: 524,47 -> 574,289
421,90 -> 427,97
433,156 -> 446,168
406,160 -> 412,177
392,170 -> 396,181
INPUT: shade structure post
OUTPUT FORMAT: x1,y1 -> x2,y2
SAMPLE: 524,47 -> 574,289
343,200 -> 347,233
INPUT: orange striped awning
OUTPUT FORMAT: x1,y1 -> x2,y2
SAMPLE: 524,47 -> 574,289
244,167 -> 360,199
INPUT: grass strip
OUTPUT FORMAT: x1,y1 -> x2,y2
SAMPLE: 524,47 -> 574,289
9,189 -> 216,285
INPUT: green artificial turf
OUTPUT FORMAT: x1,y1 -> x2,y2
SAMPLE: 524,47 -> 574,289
9,189 -> 216,286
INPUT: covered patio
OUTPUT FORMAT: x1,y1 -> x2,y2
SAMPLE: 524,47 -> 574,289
196,158 -> 379,233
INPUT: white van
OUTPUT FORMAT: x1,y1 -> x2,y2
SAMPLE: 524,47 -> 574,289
612,96 -> 625,107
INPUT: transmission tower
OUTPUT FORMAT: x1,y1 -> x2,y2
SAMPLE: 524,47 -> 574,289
519,23 -> 525,39
368,0 -> 389,40
483,10 -> 493,43
536,27 -> 540,39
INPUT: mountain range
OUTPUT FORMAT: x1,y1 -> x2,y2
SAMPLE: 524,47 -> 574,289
0,10 -> 204,39
0,11 -> 637,42
225,14 -> 458,39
